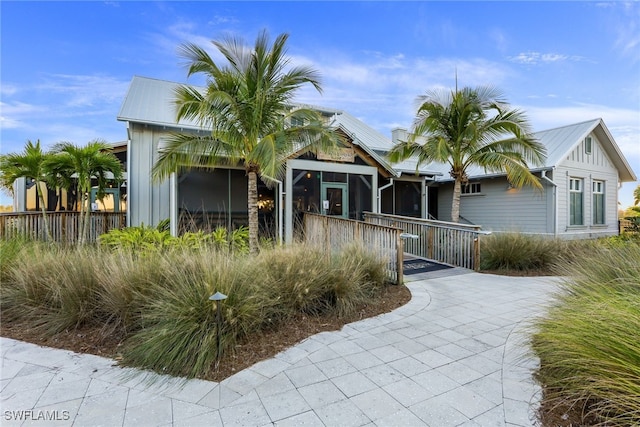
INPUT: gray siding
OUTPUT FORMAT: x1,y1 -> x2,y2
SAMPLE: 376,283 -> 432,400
128,123 -> 170,227
555,132 -> 619,238
437,177 -> 551,233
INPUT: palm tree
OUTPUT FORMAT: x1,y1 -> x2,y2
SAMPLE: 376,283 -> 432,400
0,140 -> 53,240
50,140 -> 123,243
152,30 -> 339,254
388,86 -> 546,223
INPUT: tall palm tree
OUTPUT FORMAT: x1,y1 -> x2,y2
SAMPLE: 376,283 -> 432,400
388,86 -> 546,223
153,30 -> 339,254
0,140 -> 53,240
50,140 -> 123,243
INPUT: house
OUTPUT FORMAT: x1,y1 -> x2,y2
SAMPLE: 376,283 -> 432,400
11,75 -> 623,241
116,76 -> 445,241
390,119 -> 637,238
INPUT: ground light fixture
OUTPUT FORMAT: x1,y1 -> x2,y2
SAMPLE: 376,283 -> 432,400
209,291 -> 228,368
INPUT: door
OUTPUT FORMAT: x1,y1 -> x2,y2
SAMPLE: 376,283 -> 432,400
322,183 -> 348,218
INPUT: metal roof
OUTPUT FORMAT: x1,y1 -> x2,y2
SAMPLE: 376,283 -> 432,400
117,76 -> 204,130
118,76 -> 635,182
386,118 -> 636,182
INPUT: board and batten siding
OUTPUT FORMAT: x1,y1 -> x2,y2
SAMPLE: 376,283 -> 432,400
555,132 -> 619,238
128,123 -> 171,228
436,177 -> 551,233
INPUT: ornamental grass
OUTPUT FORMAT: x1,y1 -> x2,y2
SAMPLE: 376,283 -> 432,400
0,237 -> 389,379
531,242 -> 640,426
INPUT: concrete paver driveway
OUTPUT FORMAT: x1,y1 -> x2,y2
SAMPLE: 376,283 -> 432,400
1,272 -> 559,426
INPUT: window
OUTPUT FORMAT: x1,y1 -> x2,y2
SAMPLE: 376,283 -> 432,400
462,182 -> 481,194
290,116 -> 304,127
584,136 -> 592,154
569,178 -> 583,226
593,180 -> 605,225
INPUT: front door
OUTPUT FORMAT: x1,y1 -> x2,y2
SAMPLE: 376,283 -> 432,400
321,183 -> 348,218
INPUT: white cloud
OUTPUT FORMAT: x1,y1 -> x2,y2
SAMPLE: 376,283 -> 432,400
508,51 -> 588,65
35,74 -> 130,108
0,85 -> 19,97
489,28 -> 508,53
614,2 -> 640,60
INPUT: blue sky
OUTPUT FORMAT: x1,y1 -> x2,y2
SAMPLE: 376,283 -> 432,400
1,1 -> 639,207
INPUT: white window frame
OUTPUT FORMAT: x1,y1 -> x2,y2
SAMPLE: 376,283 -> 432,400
569,178 -> 584,226
584,136 -> 592,154
461,182 -> 481,195
592,180 -> 605,225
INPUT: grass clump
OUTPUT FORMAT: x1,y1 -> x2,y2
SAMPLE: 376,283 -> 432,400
1,244 -> 101,335
531,243 -> 640,426
480,232 -> 568,272
1,238 -> 390,379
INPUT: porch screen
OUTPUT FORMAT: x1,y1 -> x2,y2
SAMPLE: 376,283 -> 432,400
177,169 -> 249,229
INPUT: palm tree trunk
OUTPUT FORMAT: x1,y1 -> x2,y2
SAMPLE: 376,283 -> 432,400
79,181 -> 89,244
247,169 -> 259,254
35,181 -> 52,241
83,194 -> 91,244
451,179 -> 462,223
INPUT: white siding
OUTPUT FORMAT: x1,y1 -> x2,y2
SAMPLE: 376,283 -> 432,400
437,177 -> 551,233
556,132 -> 619,238
128,123 -> 170,227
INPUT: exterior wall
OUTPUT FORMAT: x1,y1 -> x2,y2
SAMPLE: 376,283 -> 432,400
12,177 -> 26,212
437,177 -> 551,233
555,132 -> 619,238
128,123 -> 170,227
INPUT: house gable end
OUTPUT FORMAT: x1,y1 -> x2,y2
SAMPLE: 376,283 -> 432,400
550,119 -> 636,182
563,131 -> 614,171
289,129 -> 395,178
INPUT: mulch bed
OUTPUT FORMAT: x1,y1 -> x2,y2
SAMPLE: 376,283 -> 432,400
0,283 -> 411,382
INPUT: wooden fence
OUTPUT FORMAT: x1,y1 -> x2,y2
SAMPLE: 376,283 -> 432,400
364,212 -> 489,271
0,212 -> 126,243
304,213 -> 404,284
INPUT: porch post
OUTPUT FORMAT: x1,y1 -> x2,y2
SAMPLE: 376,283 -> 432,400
170,172 -> 178,237
285,162 -> 293,244
422,179 -> 428,219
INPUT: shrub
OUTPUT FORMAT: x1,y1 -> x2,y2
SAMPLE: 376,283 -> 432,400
120,243 -> 389,378
480,232 -> 568,272
329,242 -> 388,317
120,249 -> 264,378
1,245 -> 101,335
532,243 -> 640,425
0,236 -> 32,280
98,224 -> 173,251
98,224 -> 249,253
1,241 -> 390,379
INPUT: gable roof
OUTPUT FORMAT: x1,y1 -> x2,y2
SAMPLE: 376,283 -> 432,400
538,118 -> 636,181
406,118 -> 636,182
118,76 -> 635,183
117,76 -> 413,178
